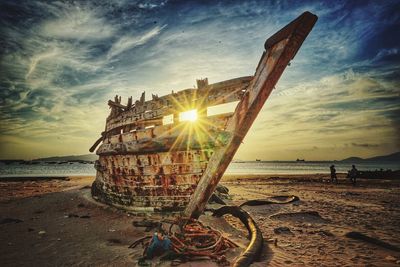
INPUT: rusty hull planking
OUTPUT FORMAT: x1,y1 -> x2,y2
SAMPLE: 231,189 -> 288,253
91,12 -> 317,213
92,150 -> 211,211
91,77 -> 252,211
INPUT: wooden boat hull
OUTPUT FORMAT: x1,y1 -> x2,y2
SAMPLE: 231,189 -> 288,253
91,12 -> 318,213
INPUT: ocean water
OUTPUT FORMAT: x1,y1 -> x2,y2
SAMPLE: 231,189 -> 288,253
0,161 -> 398,178
227,161 -> 399,175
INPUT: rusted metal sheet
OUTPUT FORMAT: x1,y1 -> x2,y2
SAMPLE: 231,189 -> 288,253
91,11 -> 317,213
184,11 -> 318,219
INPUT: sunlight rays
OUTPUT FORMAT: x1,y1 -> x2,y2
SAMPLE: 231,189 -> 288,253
160,89 -> 234,158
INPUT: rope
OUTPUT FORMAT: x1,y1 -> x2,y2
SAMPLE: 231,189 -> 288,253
168,218 -> 237,265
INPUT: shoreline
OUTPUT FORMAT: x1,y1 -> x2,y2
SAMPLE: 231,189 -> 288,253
1,173 -> 399,203
1,172 -> 398,179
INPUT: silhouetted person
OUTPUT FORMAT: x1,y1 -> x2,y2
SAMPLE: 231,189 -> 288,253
330,165 -> 337,184
349,165 -> 358,185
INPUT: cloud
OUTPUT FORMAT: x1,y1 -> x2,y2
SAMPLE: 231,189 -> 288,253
351,143 -> 380,148
107,24 -> 167,59
138,0 -> 168,10
25,49 -> 59,79
373,48 -> 399,62
40,6 -> 115,40
0,0 -> 399,160
242,64 -> 400,160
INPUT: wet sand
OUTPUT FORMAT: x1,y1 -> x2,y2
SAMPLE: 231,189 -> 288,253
1,174 -> 399,266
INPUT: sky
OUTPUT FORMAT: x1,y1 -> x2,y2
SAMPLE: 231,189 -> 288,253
0,0 -> 399,160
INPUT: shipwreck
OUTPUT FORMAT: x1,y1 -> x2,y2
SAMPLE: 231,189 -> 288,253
90,12 -> 318,218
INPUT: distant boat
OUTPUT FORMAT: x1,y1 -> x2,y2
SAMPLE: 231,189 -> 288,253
256,159 -> 261,162
296,158 -> 305,162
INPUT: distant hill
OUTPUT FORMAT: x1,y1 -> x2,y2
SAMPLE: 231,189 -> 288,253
366,152 -> 400,162
33,154 -> 97,162
340,156 -> 364,163
341,152 -> 400,162
25,151 -> 400,163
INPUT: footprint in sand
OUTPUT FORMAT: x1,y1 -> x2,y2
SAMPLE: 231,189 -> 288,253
269,211 -> 330,224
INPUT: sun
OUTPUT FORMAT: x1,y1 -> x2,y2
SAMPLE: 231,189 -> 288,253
179,109 -> 198,122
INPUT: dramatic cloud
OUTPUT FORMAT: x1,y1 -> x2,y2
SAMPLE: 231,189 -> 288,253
41,8 -> 116,40
107,24 -> 167,59
0,0 -> 399,160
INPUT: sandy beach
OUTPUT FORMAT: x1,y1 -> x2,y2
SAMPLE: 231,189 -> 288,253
1,174 -> 399,266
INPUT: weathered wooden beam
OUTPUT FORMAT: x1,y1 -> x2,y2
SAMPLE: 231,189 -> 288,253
96,132 -> 228,155
108,100 -> 127,109
104,116 -> 229,144
184,11 -> 318,219
97,157 -> 208,175
98,150 -> 212,166
89,135 -> 104,153
92,181 -> 194,211
98,173 -> 202,186
90,113 -> 231,153
105,103 -> 235,133
93,169 -> 202,210
104,76 -> 252,130
94,115 -> 232,155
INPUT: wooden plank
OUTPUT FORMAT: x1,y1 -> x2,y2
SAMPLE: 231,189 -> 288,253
98,151 -> 212,167
95,166 -> 203,205
96,172 -> 202,196
94,181 -> 193,210
101,175 -> 202,189
104,115 -> 230,144
90,114 -> 231,153
104,111 -> 231,140
97,118 -> 232,155
89,97 -> 238,152
104,76 -> 252,131
184,11 -> 318,219
106,109 -> 166,131
97,156 -> 208,176
108,100 -> 127,109
96,134 -> 225,155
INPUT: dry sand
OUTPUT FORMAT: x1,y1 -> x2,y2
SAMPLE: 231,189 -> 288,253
1,174 -> 399,266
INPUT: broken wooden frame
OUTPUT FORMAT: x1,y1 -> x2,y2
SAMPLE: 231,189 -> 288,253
184,11 -> 318,219
90,11 -> 317,213
91,77 -> 253,211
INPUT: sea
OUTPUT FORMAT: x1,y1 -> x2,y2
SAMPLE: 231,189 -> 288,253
0,161 -> 399,178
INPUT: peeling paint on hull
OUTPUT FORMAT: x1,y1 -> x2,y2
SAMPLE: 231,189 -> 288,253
90,12 -> 318,214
